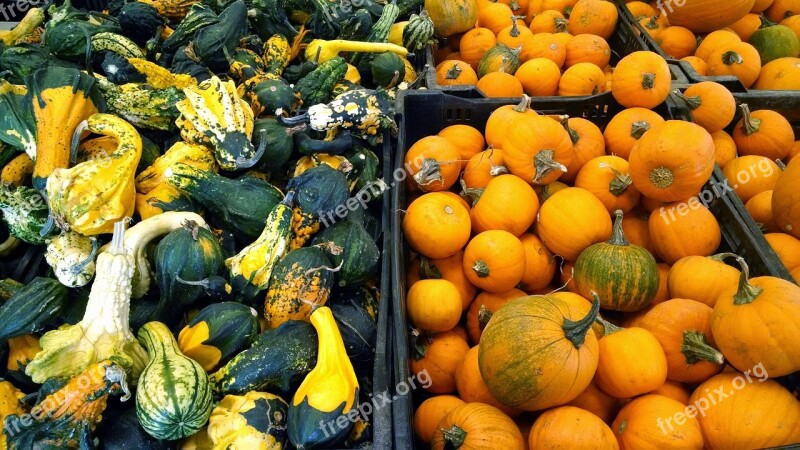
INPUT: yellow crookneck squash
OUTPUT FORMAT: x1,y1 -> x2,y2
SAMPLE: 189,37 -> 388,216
208,391 -> 290,449
0,380 -> 26,449
46,113 -> 142,236
288,306 -> 359,448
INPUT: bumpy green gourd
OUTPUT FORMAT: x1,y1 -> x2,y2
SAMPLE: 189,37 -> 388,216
294,57 -> 348,106
0,183 -> 54,244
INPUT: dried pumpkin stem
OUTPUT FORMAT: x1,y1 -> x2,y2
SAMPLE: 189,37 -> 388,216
445,63 -> 463,80
630,121 -> 651,139
738,104 -> 761,136
472,259 -> 490,278
722,51 -> 744,66
513,95 -> 531,113
673,90 -> 702,110
641,72 -> 656,90
603,164 -> 633,196
649,166 -> 674,189
555,17 -> 568,32
732,256 -> 763,305
608,210 -> 629,246
710,252 -> 739,262
532,150 -> 567,183
560,116 -> 580,144
682,330 -> 725,365
563,294 -> 601,348
509,15 -> 524,37
442,425 -> 468,448
413,158 -> 444,187
594,314 -> 623,337
420,256 -> 443,279
477,304 -> 493,331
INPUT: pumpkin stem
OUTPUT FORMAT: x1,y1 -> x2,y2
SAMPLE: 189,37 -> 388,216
673,89 -> 702,110
630,121 -> 651,139
594,315 -> 623,337
413,158 -> 444,187
108,219 -> 129,256
738,104 -> 761,136
608,210 -> 630,246
461,186 -> 484,205
419,256 -> 443,279
709,252 -> 739,262
649,166 -> 674,189
562,294 -> 601,348
410,328 -> 429,360
532,150 -> 568,184
641,72 -> 656,90
509,15 -> 524,37
603,164 -> 633,197
70,120 -> 89,165
759,15 -> 777,28
776,159 -> 786,170
477,304 -> 493,331
441,425 -> 467,449
722,51 -> 744,66
644,16 -> 660,30
472,259 -> 490,278
510,0 -> 521,11
559,116 -> 580,144
732,255 -> 763,305
682,330 -> 725,365
555,17 -> 568,32
512,95 -> 531,113
445,63 -> 463,80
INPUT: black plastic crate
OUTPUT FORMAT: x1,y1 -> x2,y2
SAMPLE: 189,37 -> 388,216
389,89 -> 794,448
423,2 -> 686,96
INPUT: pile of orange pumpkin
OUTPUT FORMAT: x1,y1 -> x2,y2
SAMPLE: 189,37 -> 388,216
400,91 -> 800,447
428,0 -> 647,97
626,0 -> 800,89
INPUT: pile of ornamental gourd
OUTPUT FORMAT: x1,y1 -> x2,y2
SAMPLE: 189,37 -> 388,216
0,0 -> 430,448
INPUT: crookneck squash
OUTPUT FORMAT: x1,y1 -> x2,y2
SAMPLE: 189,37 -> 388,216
207,391 -> 290,449
178,302 -> 260,372
289,306 -> 359,449
136,321 -> 214,441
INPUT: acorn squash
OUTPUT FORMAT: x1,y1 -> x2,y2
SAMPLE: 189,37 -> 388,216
330,286 -> 378,368
251,118 -> 299,171
178,302 -> 260,372
285,164 -> 350,249
313,219 -> 379,286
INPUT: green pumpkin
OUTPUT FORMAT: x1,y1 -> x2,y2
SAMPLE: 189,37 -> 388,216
370,52 -> 406,88
0,278 -> 68,344
573,210 -> 659,312
251,118 -> 298,171
285,164 -> 350,248
208,391 -> 289,449
210,320 -> 318,397
177,302 -> 259,372
330,286 -> 378,368
312,220 -> 379,287
136,321 -> 214,441
288,306 -> 359,449
118,1 -> 165,46
247,78 -> 299,116
191,1 -> 248,73
749,24 -> 800,64
477,43 -> 523,78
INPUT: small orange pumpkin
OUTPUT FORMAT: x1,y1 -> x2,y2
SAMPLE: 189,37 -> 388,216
594,321 -> 668,398
438,124 -> 486,169
478,1 -> 516,34
710,129 -> 738,166
648,198 -> 722,264
497,17 -> 534,49
485,96 -> 538,148
611,51 -> 672,108
462,148 -> 509,189
627,0 -> 657,18
515,58 -> 561,96
745,190 -> 778,232
528,9 -> 568,33
528,406 -> 618,448
431,403 -> 525,450
728,12 -> 762,40
427,251 -> 479,311
414,396 -> 466,443
469,174 -> 539,236
519,233 -> 557,292
410,330 -> 470,394
764,232 -> 800,270
558,62 -> 606,96
403,192 -> 472,259
603,107 -> 666,159
537,187 -> 613,260
466,288 -> 527,344
407,279 -> 463,332
477,71 -> 525,97
521,32 -> 567,66
675,81 -> 736,133
706,42 -> 762,88
503,114 -> 574,184
463,230 -> 527,292
567,0 -> 619,38
657,26 -> 698,59
722,154 -> 781,203
681,56 -> 709,75
753,57 -> 800,90
459,27 -> 498,69
637,14 -> 669,40
435,60 -> 479,86
612,395 -> 704,448
575,155 -> 641,213
405,136 -> 462,192
765,0 -> 800,22
560,117 -> 606,182
695,29 -> 741,61
732,104 -> 794,160
564,34 -> 611,69
667,254 -> 741,307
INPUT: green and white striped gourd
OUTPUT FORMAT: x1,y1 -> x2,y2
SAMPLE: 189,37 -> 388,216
136,321 -> 213,441
403,10 -> 435,52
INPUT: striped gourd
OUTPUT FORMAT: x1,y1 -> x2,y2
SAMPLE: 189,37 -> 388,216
136,321 -> 213,441
403,10 -> 435,52
348,3 -> 400,67
91,32 -> 145,59
477,43 -> 523,78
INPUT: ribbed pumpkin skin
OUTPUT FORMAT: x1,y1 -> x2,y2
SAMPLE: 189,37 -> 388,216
574,212 -> 658,312
136,321 -> 213,441
478,295 -> 600,411
773,156 -> 800,239
664,0 -> 755,33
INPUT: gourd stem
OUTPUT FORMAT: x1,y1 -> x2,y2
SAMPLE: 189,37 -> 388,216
563,294 -> 601,348
642,72 -> 656,90
559,116 -> 580,144
70,237 -> 99,275
461,187 -> 484,205
722,51 -> 744,66
445,63 -> 463,80
175,274 -> 210,288
738,104 -> 761,136
532,149 -> 567,183
477,304 -> 493,330
509,15 -> 524,37
630,121 -> 651,139
759,15 -> 776,27
109,220 -> 127,255
673,90 -> 701,110
413,158 -> 444,186
732,256 -> 763,305
234,129 -> 268,170
604,164 -> 633,196
472,260 -> 490,278
512,95 -> 530,113
555,17 -> 568,32
441,425 -> 467,449
776,159 -> 786,170
70,120 -> 89,165
410,328 -> 428,360
608,210 -> 629,246
276,111 -> 310,126
682,330 -> 725,365
419,256 -> 442,279
710,252 -> 739,262
594,315 -> 623,337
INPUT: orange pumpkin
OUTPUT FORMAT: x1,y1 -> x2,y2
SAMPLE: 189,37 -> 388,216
403,192 -> 472,259
407,279 -> 463,332
567,0 -> 619,38
753,57 -> 800,90
611,51 -> 672,108
405,136 -> 462,192
477,71 -> 525,98
657,26 -> 698,59
612,395 -> 704,448
745,190 -> 779,232
518,233 -> 556,292
462,148 -> 509,189
538,187 -> 613,260
431,403 -> 525,450
706,42 -> 762,88
681,56 -> 709,75
564,34 -> 611,69
410,330 -> 470,394
667,254 -> 740,306
427,0 -> 480,38
485,96 -> 538,148
628,121 -> 715,202
497,18 -> 535,49
690,373 -> 800,448
594,321 -> 668,398
478,295 -> 601,411
695,29 -> 741,61
435,60 -> 480,86
722,155 -> 781,204
773,155 -> 800,238
627,0 -> 657,18
558,62 -> 606,96
638,14 -> 669,40
561,117 -> 605,182
541,0 -> 579,14
463,230 -> 527,292
663,0 -> 754,33
653,262 -> 671,304
728,12 -> 762,40
648,198 -> 722,264
675,81 -> 736,133
470,174 -> 539,236
732,104 -> 794,160
438,124 -> 486,169
575,155 -> 641,213
528,9 -> 568,33
515,58 -> 561,96
566,382 -> 621,424
765,0 -> 800,22
414,396 -> 466,443
503,114 -> 574,184
456,346 -> 522,416
460,27 -> 498,69
751,0 -> 775,12
710,129 -> 738,166
428,251 -> 479,311
621,211 -> 655,255
520,32 -> 567,66
478,1 -> 516,34
639,298 -> 725,383
466,288 -> 527,344
528,406 -> 618,448
764,232 -> 800,270
651,380 -> 691,405
603,107 -> 666,159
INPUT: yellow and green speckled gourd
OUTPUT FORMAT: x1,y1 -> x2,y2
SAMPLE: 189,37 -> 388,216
136,321 -> 213,441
